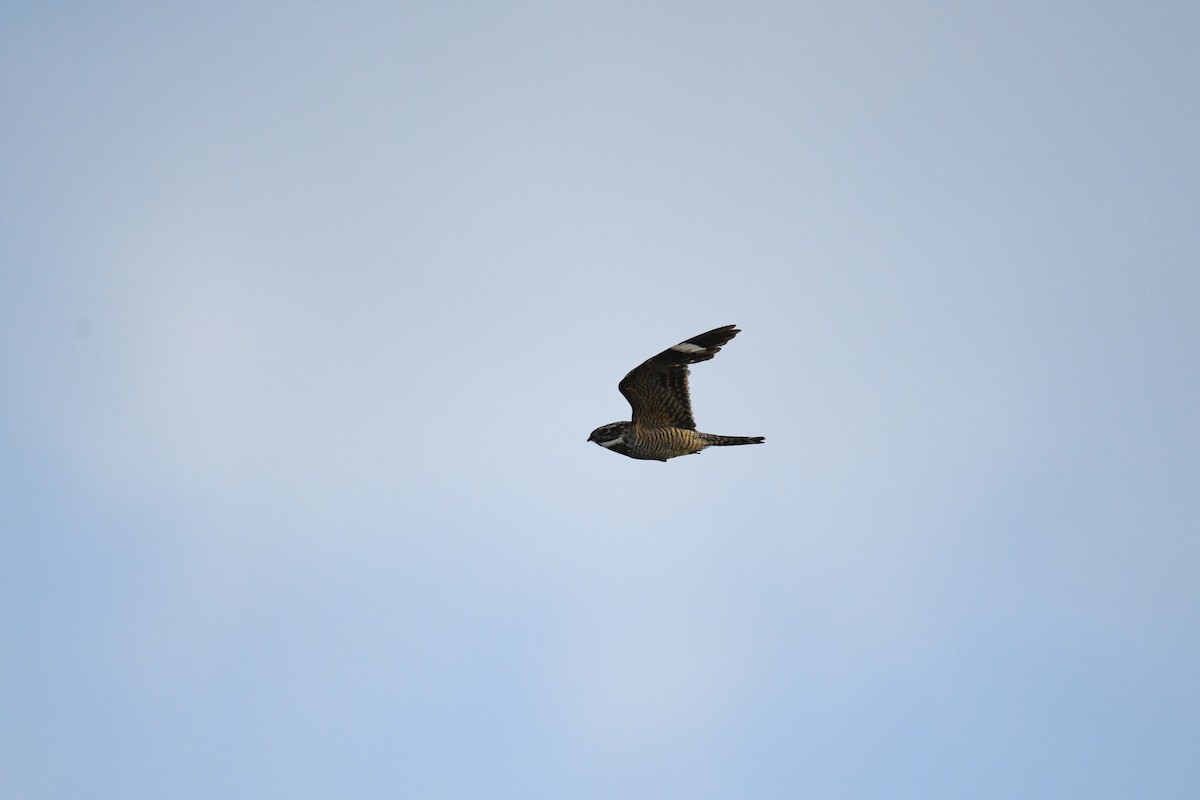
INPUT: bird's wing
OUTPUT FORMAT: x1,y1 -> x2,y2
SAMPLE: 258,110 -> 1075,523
618,324 -> 740,430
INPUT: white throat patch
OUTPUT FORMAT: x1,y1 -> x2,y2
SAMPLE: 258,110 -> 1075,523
598,435 -> 624,448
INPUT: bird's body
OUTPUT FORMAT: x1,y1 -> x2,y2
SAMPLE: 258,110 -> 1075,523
587,324 -> 764,462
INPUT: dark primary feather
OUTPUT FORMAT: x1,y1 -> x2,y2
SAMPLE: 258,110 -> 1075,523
618,324 -> 741,429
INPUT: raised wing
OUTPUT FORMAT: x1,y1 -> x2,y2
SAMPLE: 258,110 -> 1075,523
618,324 -> 741,430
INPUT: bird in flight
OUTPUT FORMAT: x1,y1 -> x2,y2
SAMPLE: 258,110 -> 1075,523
587,324 -> 765,461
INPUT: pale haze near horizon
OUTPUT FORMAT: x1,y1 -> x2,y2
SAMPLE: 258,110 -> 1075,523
2,3 -> 1198,798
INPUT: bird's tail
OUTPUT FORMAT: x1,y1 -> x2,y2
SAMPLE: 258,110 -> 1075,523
700,433 -> 765,447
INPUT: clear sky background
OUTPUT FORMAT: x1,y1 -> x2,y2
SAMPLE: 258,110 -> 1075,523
3,2 -> 1198,798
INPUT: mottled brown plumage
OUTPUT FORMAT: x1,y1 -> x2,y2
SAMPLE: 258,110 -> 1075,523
587,324 -> 765,461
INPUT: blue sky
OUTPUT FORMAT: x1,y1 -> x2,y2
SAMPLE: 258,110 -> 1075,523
2,2 -> 1198,798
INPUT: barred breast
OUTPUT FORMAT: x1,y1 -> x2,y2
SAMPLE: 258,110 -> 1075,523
625,426 -> 710,461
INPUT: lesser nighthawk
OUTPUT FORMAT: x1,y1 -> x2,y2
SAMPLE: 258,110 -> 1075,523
587,324 -> 765,461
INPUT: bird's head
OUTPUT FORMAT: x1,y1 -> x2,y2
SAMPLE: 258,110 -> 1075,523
587,422 -> 629,449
